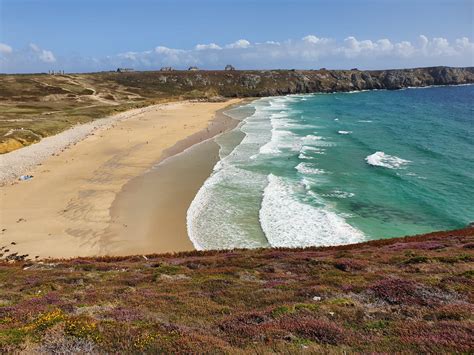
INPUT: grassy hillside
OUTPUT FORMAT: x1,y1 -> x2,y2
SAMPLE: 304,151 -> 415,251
0,227 -> 472,353
1,66 -> 473,154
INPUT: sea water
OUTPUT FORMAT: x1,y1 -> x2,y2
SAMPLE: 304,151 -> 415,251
187,85 -> 474,249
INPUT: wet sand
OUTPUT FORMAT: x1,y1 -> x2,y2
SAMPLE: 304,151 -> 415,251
105,139 -> 221,255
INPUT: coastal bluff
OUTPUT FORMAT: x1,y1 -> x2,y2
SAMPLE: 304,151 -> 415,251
107,65 -> 474,97
1,66 -> 473,153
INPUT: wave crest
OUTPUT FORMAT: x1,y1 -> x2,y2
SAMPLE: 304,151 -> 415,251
365,151 -> 410,169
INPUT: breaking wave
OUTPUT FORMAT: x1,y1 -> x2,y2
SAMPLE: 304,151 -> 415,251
259,174 -> 364,248
365,151 -> 411,169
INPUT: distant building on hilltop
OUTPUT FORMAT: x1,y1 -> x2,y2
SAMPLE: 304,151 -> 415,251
48,70 -> 65,75
225,64 -> 236,71
188,66 -> 199,71
117,68 -> 134,73
160,67 -> 174,71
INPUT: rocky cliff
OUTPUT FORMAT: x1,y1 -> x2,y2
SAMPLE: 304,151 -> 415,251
106,66 -> 474,98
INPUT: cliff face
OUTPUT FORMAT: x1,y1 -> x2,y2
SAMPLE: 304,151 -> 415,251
106,66 -> 474,98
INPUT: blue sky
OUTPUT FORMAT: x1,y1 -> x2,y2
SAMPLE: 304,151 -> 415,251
1,0 -> 473,72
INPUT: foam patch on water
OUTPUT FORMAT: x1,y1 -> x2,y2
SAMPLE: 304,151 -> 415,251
300,146 -> 326,155
298,153 -> 314,160
322,190 -> 355,198
365,151 -> 411,169
303,134 -> 323,141
259,174 -> 364,247
296,162 -> 326,175
302,135 -> 335,148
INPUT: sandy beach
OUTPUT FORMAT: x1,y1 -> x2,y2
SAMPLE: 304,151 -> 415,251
0,99 -> 242,259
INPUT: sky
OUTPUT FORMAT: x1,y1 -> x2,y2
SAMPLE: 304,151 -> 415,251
0,0 -> 473,73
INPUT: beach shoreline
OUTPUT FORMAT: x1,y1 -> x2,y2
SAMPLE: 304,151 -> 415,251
0,99 -> 243,259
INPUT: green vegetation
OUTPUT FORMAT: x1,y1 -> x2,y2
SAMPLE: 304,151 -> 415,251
0,227 -> 472,353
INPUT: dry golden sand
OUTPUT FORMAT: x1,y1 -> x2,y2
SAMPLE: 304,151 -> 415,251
0,100 -> 241,259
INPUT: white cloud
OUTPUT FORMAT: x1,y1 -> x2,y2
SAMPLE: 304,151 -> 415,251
195,43 -> 222,51
431,37 -> 456,56
118,51 -> 138,60
115,35 -> 474,70
29,43 -> 40,52
154,46 -> 183,55
38,50 -> 56,63
394,41 -> 416,58
0,43 -> 13,55
302,35 -> 320,44
302,35 -> 329,45
29,43 -> 56,63
418,35 -> 429,52
376,39 -> 394,52
226,39 -> 250,49
455,37 -> 474,52
2,35 -> 473,73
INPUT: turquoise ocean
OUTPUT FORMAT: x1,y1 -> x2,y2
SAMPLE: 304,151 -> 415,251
187,85 -> 474,249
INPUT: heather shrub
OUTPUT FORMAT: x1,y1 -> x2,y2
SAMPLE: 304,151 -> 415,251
219,311 -> 273,344
403,255 -> 430,264
368,278 -> 452,306
280,316 -> 347,345
271,305 -> 292,318
428,303 -> 474,321
37,324 -> 97,354
334,259 -> 367,272
396,321 -> 474,353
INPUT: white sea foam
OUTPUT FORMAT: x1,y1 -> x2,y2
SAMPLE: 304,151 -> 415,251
296,162 -> 326,175
300,145 -> 326,155
257,99 -> 304,156
338,130 -> 352,135
259,174 -> 364,248
365,151 -> 411,169
321,190 -> 355,199
301,135 -> 335,148
298,153 -> 314,160
303,134 -> 323,141
187,98 -> 274,250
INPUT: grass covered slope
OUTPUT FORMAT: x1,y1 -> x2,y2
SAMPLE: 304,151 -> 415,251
1,66 -> 473,153
0,227 -> 473,353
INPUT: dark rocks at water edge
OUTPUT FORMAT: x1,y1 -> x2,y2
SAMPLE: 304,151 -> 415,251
107,66 -> 474,97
